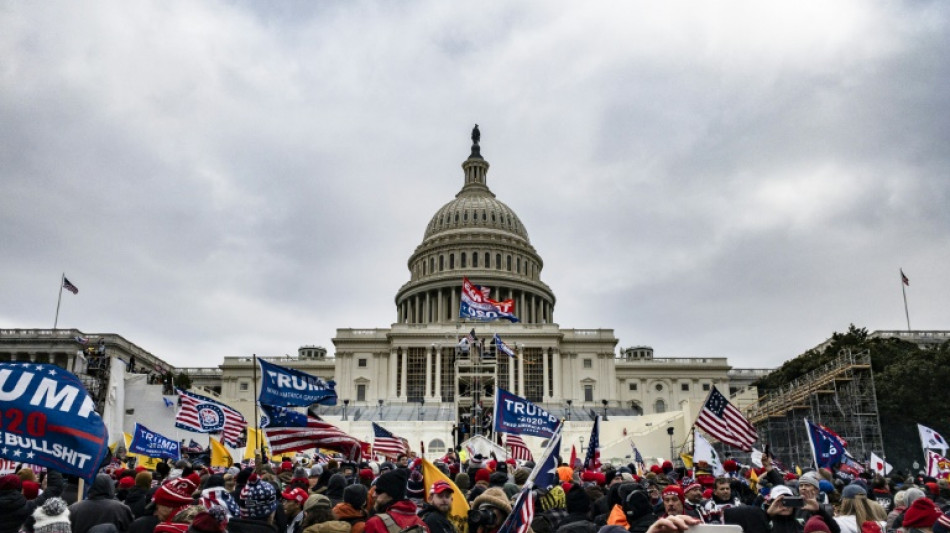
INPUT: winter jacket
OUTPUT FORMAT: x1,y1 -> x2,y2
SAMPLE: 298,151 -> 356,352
68,475 -> 134,533
123,488 -> 150,519
418,502 -> 457,533
228,517 -> 280,533
332,502 -> 367,533
127,515 -> 160,533
364,500 -> 428,533
0,489 -> 32,533
304,521 -> 351,533
605,505 -> 627,528
554,515 -> 597,533
325,475 -> 347,507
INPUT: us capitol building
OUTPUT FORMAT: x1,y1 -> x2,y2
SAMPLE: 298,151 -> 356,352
1,128 -> 787,460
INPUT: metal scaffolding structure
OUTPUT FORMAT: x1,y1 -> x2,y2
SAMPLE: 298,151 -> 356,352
743,350 -> 884,469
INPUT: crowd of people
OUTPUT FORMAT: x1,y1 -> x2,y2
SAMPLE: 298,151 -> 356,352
1,447 -> 949,533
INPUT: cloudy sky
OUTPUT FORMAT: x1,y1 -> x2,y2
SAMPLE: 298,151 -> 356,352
2,1 -> 948,370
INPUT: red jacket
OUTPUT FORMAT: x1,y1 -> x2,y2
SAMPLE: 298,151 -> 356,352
364,501 -> 429,533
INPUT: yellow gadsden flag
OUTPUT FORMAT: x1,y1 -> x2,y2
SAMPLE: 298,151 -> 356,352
124,432 -> 163,470
243,428 -> 270,461
421,458 -> 469,533
211,437 -> 234,468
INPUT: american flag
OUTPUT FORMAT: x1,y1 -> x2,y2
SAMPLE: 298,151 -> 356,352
584,416 -> 601,470
901,269 -> 910,286
372,422 -> 408,458
467,329 -> 477,344
262,405 -> 363,459
175,389 -> 247,447
63,277 -> 79,294
631,442 -> 645,475
695,386 -> 758,451
505,433 -> 533,461
497,484 -> 534,533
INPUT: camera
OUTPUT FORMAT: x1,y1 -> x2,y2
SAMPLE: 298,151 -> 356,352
782,496 -> 804,508
468,509 -> 499,528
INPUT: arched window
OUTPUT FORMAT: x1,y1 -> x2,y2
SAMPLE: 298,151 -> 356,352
517,257 -> 521,273
473,252 -> 478,268
655,399 -> 666,414
496,254 -> 501,269
428,439 -> 446,454
485,252 -> 490,267
439,256 -> 444,271
506,255 -> 512,271
449,254 -> 455,269
461,253 -> 467,268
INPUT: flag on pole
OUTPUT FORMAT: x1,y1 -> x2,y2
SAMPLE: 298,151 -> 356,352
631,442 -> 645,475
804,418 -> 845,469
421,458 -> 470,533
505,434 -> 533,461
693,430 -> 725,476
261,405 -> 362,459
63,277 -> 79,295
372,422 -> 409,458
926,450 -> 950,477
918,424 -> 949,455
163,397 -> 175,408
694,386 -> 758,451
496,425 -> 562,533
210,437 -> 234,468
175,388 -> 248,447
493,334 -> 516,358
901,269 -> 910,286
583,416 -> 601,471
870,452 -> 892,476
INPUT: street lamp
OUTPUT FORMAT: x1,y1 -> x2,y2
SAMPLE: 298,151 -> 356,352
579,435 -> 586,453
601,399 -> 608,421
566,399 -> 573,421
418,398 -> 425,420
667,426 -> 675,463
343,399 -> 350,421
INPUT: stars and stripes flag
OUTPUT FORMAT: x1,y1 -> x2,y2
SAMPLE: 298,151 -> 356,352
372,422 -> 408,458
498,425 -> 561,533
695,386 -> 758,451
901,269 -> 910,286
63,277 -> 79,294
261,404 -> 363,459
175,389 -> 248,447
505,433 -> 533,461
468,329 -> 478,344
584,416 -> 602,470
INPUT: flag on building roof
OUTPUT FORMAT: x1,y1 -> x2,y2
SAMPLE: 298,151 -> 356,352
505,434 -> 533,462
63,277 -> 79,294
372,422 -> 408,458
175,388 -> 248,447
584,416 -> 601,471
901,269 -> 910,286
493,334 -> 516,358
261,404 -> 363,459
695,386 -> 758,451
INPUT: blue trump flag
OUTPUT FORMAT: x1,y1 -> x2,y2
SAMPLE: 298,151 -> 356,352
493,387 -> 560,439
129,423 -> 180,460
257,358 -> 337,407
805,418 -> 845,469
0,362 -> 109,482
496,424 -> 562,533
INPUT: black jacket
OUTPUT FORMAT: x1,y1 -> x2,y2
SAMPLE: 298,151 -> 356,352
228,517 -> 280,533
68,474 -> 135,533
554,515 -> 597,533
123,488 -> 150,519
0,489 -> 32,533
419,503 -> 457,533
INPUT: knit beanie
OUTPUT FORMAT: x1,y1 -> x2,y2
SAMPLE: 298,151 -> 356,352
406,469 -> 425,501
343,484 -> 368,510
135,471 -> 153,490
188,506 -> 229,533
513,469 -> 529,486
375,468 -> 409,501
538,485 -> 566,511
566,485 -> 590,514
239,474 -> 277,519
803,516 -> 831,533
33,497 -> 71,533
662,485 -> 684,503
489,472 -> 508,487
474,469 -> 491,484
904,497 -> 943,528
472,487 -> 512,515
22,480 -> 40,500
0,474 -> 22,491
454,473 -> 471,491
154,478 -> 197,508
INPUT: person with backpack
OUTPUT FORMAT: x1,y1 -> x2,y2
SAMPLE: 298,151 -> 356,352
363,470 -> 428,533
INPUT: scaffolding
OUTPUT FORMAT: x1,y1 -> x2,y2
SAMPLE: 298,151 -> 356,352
743,350 -> 884,469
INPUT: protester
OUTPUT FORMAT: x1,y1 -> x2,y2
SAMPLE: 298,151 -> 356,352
622,488 -> 658,533
128,478 -> 197,533
32,498 -> 72,533
68,475 -> 134,533
363,469 -> 426,533
419,481 -> 457,533
332,485 -> 368,533
199,475 -> 240,519
0,474 -> 32,533
125,472 -> 152,519
186,507 -> 229,533
300,495 -> 348,533
902,498 -> 944,533
324,476 -> 347,508
281,488 -> 308,533
468,488 -> 511,533
834,485 -> 887,533
555,485 -> 597,533
228,474 -> 279,533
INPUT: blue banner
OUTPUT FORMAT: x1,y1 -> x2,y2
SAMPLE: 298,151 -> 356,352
0,362 -> 109,482
258,358 -> 337,407
459,278 -> 520,322
805,418 -> 845,469
129,423 -> 180,460
493,387 -> 560,438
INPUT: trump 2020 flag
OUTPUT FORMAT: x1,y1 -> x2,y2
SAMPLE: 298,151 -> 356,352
129,423 -> 180,460
257,358 -> 337,407
918,424 -> 949,455
0,362 -> 109,482
459,277 -> 519,322
805,418 -> 844,469
493,387 -> 560,438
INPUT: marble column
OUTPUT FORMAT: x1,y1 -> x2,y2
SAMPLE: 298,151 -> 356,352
400,349 -> 408,402
517,348 -> 525,396
425,345 -> 433,398
434,349 -> 442,401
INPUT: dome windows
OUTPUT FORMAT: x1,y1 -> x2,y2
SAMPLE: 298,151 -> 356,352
461,253 -> 467,268
484,252 -> 490,267
472,252 -> 478,268
496,254 -> 501,269
449,253 -> 455,269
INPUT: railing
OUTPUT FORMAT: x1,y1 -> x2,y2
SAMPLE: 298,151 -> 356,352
873,330 -> 950,341
616,356 -> 729,365
178,367 -> 223,376
223,354 -> 335,363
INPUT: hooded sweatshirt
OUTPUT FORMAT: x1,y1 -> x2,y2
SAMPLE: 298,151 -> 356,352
68,475 -> 134,533
332,503 -> 367,533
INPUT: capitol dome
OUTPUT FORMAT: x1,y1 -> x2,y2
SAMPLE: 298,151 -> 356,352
395,128 -> 556,324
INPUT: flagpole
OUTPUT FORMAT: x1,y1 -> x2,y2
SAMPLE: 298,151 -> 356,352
901,269 -> 911,332
252,354 -> 263,461
53,273 -> 65,329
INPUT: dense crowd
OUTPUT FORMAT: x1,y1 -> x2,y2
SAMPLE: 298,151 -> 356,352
1,448 -> 949,533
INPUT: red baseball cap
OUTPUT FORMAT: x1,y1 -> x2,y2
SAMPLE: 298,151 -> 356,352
282,487 -> 309,504
430,480 -> 454,495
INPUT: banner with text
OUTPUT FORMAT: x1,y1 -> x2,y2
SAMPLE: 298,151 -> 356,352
257,358 -> 338,407
0,362 -> 109,482
493,387 -> 560,438
129,423 -> 180,460
459,278 -> 519,322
